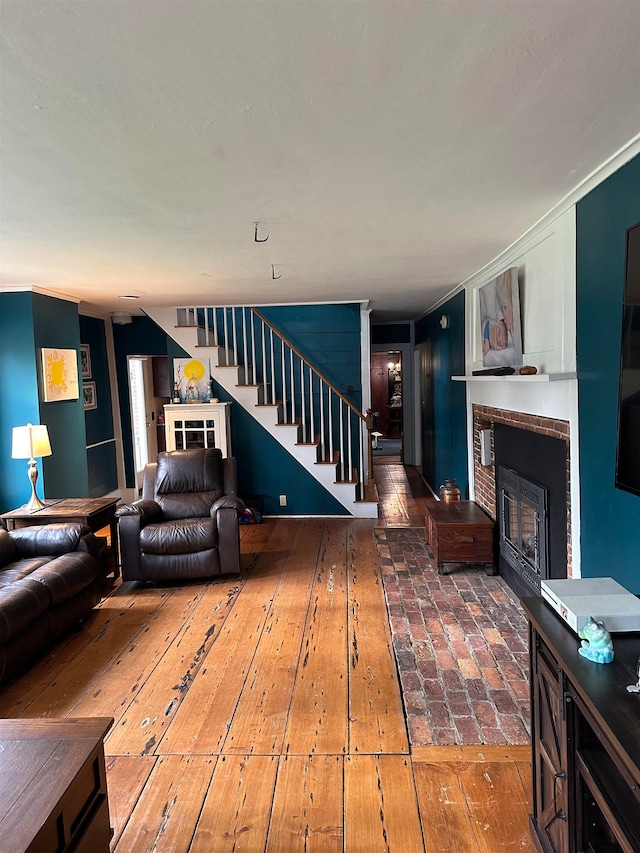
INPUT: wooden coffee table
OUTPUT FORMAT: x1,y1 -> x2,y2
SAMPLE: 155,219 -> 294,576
1,497 -> 120,578
0,717 -> 113,853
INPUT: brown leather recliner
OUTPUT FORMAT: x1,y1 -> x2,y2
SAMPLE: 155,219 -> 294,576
115,449 -> 244,582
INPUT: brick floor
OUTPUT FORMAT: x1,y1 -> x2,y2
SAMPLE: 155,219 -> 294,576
375,526 -> 531,746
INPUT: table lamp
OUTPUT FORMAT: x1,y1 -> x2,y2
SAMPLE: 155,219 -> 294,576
11,423 -> 52,512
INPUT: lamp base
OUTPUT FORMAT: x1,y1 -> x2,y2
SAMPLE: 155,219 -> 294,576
25,458 -> 46,512
24,492 -> 46,513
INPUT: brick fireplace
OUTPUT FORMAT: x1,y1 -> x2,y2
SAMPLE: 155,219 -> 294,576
472,405 -> 572,586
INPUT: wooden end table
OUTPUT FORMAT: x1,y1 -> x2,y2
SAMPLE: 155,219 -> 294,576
0,717 -> 113,853
425,499 -> 495,575
1,497 -> 120,578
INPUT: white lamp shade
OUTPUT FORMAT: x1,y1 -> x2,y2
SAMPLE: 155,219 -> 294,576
12,424 -> 52,460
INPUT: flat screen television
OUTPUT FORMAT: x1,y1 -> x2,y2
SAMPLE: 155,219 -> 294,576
615,221 -> 640,497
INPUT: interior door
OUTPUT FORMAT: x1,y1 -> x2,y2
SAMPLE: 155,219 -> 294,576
370,352 -> 390,437
420,340 -> 435,487
128,357 -> 158,493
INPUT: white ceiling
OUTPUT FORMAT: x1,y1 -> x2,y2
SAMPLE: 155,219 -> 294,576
1,1 -> 639,323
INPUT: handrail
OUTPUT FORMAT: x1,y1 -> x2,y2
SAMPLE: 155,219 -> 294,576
251,308 -> 366,423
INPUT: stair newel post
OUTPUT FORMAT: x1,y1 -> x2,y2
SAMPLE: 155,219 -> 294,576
365,408 -> 374,490
359,414 -> 367,499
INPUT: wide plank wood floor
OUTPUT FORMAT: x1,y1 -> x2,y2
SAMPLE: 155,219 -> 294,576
0,513 -> 534,851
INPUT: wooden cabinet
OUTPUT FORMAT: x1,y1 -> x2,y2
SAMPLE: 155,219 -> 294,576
523,597 -> 640,853
424,499 -> 495,574
152,356 -> 170,397
164,403 -> 231,457
0,717 -> 113,853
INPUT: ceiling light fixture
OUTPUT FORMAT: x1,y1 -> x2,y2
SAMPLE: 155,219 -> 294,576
119,295 -> 139,300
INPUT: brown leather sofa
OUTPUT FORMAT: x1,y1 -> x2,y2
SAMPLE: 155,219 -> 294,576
0,522 -> 101,684
116,448 -> 244,582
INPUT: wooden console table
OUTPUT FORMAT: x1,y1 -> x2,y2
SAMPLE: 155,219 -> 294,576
523,597 -> 640,853
424,499 -> 495,574
0,717 -> 113,853
1,497 -> 120,578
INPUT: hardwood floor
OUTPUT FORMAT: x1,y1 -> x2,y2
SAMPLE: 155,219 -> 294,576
0,471 -> 534,851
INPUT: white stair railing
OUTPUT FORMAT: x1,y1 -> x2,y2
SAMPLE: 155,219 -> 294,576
175,305 -> 371,498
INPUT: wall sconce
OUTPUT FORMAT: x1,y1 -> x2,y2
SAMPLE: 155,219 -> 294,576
387,361 -> 402,378
440,315 -> 449,329
11,423 -> 52,512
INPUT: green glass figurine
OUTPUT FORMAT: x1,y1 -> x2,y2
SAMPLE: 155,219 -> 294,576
578,616 -> 614,664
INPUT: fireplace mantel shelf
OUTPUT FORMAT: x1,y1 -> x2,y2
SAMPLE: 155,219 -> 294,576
452,372 -> 576,383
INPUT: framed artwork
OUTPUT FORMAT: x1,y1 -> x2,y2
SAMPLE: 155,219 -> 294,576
41,348 -> 80,402
80,343 -> 92,379
83,380 -> 97,410
478,266 -> 523,368
173,357 -> 211,402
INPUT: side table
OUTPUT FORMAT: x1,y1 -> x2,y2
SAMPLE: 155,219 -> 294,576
0,717 -> 113,853
425,499 -> 495,575
1,497 -> 120,578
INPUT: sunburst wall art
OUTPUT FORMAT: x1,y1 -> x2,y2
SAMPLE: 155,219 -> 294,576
173,357 -> 211,402
41,348 -> 80,402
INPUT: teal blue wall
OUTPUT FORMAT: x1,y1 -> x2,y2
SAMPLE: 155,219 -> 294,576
577,153 -> 640,590
80,315 -> 118,497
0,293 -> 88,511
415,291 -> 468,497
32,294 -> 88,498
0,294 -> 40,512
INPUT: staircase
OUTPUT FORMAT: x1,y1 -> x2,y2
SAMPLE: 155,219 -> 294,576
145,306 -> 378,518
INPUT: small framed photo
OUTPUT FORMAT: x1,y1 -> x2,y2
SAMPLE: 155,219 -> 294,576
80,344 -> 92,379
83,380 -> 97,410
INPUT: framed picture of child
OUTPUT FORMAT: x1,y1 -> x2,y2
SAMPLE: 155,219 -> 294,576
479,266 -> 523,368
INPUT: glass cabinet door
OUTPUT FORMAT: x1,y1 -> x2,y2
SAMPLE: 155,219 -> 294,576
164,405 -> 230,456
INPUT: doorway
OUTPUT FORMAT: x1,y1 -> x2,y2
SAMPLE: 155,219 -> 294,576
127,357 -> 158,493
370,351 -> 403,461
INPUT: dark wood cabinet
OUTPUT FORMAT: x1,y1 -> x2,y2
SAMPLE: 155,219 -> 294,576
152,355 -> 170,397
523,597 -> 640,853
425,499 -> 495,574
0,717 -> 113,852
